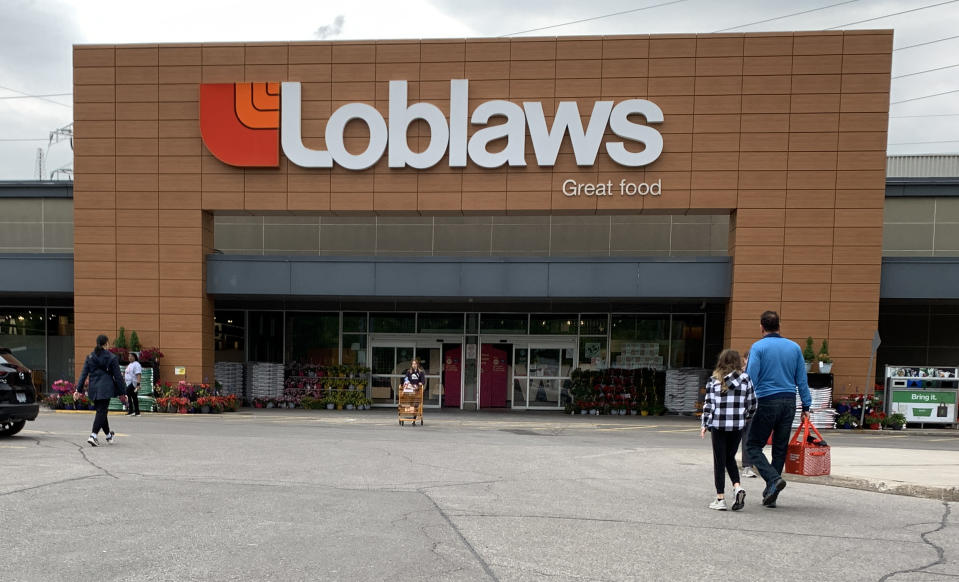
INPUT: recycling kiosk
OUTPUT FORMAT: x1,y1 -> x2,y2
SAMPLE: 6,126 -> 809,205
884,365 -> 958,427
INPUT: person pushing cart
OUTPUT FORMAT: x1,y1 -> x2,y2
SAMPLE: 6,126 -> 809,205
398,358 -> 426,426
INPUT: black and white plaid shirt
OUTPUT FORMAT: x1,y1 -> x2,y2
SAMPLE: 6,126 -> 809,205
701,370 -> 757,431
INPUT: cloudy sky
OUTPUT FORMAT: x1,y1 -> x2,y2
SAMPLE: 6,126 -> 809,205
1,0 -> 958,180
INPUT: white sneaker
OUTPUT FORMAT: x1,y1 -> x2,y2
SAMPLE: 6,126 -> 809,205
709,498 -> 727,510
743,466 -> 758,478
87,435 -> 99,447
105,431 -> 116,444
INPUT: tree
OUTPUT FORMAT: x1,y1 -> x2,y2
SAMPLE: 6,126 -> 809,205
115,327 -> 128,350
129,330 -> 142,352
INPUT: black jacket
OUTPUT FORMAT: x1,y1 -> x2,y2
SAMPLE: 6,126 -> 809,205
76,349 -> 124,401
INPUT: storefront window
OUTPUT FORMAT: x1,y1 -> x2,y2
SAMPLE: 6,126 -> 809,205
248,311 -> 283,363
371,313 -> 415,334
579,336 -> 608,370
343,334 -> 367,366
46,308 -> 74,386
285,312 -> 338,365
480,314 -> 528,334
579,314 -> 608,335
610,315 -> 669,369
418,313 -> 465,333
0,308 -> 46,373
670,314 -> 705,368
343,312 -> 367,333
530,314 -> 578,335
214,311 -> 245,363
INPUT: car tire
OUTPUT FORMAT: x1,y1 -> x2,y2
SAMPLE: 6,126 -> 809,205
0,420 -> 26,437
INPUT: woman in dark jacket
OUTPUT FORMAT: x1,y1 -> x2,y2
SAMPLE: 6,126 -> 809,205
74,334 -> 124,447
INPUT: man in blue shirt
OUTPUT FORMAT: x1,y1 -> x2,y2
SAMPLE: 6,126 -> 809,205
745,310 -> 812,507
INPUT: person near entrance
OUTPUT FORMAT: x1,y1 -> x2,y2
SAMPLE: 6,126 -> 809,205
700,349 -> 756,511
402,358 -> 426,391
124,351 -> 142,416
74,334 -> 125,447
744,311 -> 811,508
739,350 -> 758,479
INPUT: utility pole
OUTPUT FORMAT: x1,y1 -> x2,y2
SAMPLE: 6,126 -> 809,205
34,148 -> 44,180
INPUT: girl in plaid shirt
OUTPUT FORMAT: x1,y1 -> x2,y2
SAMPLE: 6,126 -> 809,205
700,349 -> 757,511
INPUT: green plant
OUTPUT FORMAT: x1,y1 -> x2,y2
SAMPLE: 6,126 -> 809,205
803,337 -> 815,363
129,330 -> 142,352
885,412 -> 907,429
817,339 -> 832,364
836,411 -> 857,428
115,327 -> 128,350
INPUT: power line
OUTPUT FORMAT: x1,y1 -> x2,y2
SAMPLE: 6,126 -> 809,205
499,0 -> 690,37
714,0 -> 860,33
888,139 -> 959,145
890,113 -> 959,118
0,93 -> 71,100
827,0 -> 959,29
0,84 -> 71,108
892,63 -> 959,79
891,88 -> 959,105
894,33 -> 959,51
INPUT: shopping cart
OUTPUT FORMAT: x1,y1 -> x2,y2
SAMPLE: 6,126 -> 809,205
398,382 -> 423,426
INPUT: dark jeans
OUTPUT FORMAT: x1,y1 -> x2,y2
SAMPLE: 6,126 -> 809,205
710,429 -> 742,495
126,384 -> 140,414
746,396 -> 796,488
740,416 -> 753,467
92,398 -> 111,435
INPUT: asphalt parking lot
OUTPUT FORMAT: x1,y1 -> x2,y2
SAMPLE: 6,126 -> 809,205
1,409 -> 956,581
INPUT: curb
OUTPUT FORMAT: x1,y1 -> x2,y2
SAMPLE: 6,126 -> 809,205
50,410 -> 130,415
788,473 -> 959,502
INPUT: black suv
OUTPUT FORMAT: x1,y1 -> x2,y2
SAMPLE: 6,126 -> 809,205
0,348 -> 38,437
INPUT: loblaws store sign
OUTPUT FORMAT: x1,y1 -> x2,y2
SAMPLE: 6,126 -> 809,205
199,81 -> 664,170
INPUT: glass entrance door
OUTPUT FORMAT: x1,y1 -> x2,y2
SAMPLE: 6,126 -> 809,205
512,342 -> 575,410
371,343 -> 413,406
370,340 -> 455,408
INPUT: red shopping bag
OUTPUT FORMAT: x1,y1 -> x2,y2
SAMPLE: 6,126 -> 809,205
785,417 -> 831,476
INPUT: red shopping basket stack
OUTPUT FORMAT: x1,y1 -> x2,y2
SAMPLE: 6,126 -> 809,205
785,417 -> 831,476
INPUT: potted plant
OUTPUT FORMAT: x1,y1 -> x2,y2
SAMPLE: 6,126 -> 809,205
864,411 -> 885,430
835,411 -> 856,429
885,412 -> 907,430
817,339 -> 833,374
803,337 -> 815,372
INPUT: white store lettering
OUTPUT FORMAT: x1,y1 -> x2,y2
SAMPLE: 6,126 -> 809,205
562,179 -> 663,197
280,80 -> 664,170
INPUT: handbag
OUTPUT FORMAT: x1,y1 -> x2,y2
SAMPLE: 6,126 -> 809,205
785,417 -> 831,476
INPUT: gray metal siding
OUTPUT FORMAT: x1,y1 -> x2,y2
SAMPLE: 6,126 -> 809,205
0,254 -> 73,293
887,155 -> 959,179
208,256 -> 732,299
880,257 -> 959,299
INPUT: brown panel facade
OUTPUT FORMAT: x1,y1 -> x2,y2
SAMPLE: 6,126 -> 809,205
74,31 -> 891,392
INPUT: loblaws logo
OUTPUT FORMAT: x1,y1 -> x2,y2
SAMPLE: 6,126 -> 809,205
199,80 -> 664,170
199,82 -> 280,167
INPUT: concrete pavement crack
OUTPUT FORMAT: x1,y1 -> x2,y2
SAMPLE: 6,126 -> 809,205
420,489 -> 500,582
0,474 -> 102,496
879,501 -> 952,581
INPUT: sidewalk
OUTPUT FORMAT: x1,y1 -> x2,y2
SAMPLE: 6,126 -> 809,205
787,429 -> 959,501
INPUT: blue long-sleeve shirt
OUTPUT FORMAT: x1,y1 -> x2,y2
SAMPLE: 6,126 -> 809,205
745,333 -> 812,411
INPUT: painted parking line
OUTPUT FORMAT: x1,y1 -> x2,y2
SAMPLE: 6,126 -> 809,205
655,428 -> 702,433
596,425 -> 661,431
